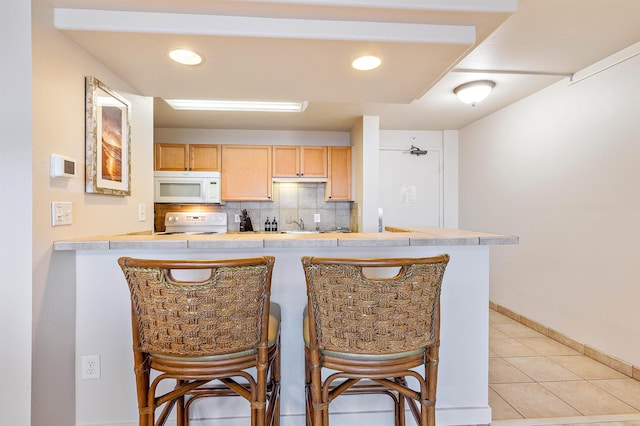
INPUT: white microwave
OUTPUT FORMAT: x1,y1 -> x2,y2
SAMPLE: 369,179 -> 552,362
154,171 -> 221,203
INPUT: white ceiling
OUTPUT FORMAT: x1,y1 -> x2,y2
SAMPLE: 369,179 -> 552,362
54,0 -> 640,131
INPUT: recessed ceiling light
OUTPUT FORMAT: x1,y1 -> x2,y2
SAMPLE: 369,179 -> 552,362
168,49 -> 204,66
165,99 -> 308,112
352,55 -> 381,71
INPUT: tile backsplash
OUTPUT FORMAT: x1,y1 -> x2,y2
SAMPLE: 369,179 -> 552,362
221,182 -> 352,232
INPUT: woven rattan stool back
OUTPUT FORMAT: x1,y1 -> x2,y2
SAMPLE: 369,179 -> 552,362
120,256 -> 274,357
303,256 -> 448,355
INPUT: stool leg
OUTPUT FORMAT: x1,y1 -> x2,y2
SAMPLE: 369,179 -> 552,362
176,380 -> 186,426
308,350 -> 325,425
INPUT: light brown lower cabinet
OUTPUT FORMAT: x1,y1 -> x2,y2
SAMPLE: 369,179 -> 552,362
221,145 -> 273,201
326,146 -> 352,201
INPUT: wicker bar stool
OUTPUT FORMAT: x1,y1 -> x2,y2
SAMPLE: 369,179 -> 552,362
301,255 -> 449,426
118,256 -> 281,426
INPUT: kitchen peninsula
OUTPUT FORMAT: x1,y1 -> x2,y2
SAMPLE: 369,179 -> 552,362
55,227 -> 517,426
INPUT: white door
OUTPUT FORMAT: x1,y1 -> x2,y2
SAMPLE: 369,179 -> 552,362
378,148 -> 442,229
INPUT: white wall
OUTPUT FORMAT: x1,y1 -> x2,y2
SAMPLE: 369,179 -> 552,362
443,130 -> 459,228
351,116 -> 380,232
31,1 -> 155,424
459,46 -> 640,366
0,0 -> 33,424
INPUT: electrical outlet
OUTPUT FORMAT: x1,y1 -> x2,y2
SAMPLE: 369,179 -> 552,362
138,203 -> 146,221
314,213 -> 321,223
81,355 -> 101,379
234,214 -> 241,223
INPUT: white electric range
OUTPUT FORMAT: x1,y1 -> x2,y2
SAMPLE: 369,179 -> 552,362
158,212 -> 228,235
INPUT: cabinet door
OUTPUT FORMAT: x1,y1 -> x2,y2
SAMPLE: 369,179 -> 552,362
326,146 -> 352,201
154,143 -> 188,171
300,146 -> 327,178
221,145 -> 272,200
189,144 -> 221,171
272,146 -> 300,177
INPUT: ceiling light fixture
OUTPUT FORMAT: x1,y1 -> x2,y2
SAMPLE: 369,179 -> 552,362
165,99 -> 308,112
352,55 -> 381,71
453,80 -> 495,106
168,49 -> 204,66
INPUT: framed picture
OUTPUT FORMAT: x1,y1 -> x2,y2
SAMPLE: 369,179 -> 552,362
85,76 -> 131,196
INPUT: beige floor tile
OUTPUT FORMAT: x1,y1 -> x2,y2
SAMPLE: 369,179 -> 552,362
489,386 -> 524,420
542,381 -> 638,416
491,338 -> 541,357
549,355 -> 628,380
491,383 -> 581,418
491,325 -> 511,339
562,422 -> 640,426
488,307 -> 640,424
493,414 -> 640,425
561,421 -> 640,426
591,379 -> 640,410
506,357 -> 582,382
517,337 -> 582,356
493,322 -> 546,338
490,358 -> 535,384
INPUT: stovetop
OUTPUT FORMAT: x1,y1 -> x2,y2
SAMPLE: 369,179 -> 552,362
162,212 -> 228,234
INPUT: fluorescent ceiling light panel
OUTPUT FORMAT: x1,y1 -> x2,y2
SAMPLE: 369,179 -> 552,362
165,99 -> 309,112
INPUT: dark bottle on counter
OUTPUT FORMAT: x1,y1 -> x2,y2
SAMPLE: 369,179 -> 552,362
272,217 -> 278,232
265,217 -> 271,232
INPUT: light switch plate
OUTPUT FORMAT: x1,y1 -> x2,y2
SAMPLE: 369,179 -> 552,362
51,201 -> 72,226
138,203 -> 146,221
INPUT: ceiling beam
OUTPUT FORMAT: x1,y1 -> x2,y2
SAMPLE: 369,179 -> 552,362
54,9 -> 476,44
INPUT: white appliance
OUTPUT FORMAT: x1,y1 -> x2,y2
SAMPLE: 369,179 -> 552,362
160,212 -> 228,235
154,171 -> 221,203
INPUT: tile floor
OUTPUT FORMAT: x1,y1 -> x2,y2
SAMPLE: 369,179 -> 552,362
489,309 -> 640,426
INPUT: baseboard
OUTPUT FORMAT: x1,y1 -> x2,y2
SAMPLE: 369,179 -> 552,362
490,301 -> 640,382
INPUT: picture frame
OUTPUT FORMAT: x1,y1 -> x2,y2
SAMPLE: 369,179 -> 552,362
85,76 -> 131,196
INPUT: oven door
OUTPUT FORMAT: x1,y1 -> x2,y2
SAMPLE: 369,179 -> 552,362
154,177 -> 207,203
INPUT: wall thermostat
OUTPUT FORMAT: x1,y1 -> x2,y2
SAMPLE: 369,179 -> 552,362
51,154 -> 76,179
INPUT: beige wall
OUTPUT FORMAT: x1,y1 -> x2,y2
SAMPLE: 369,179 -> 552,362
459,46 -> 640,366
31,1 -> 154,424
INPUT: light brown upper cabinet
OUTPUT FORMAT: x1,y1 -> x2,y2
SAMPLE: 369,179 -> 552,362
154,143 -> 221,171
326,146 -> 352,201
221,145 -> 272,201
272,146 -> 327,178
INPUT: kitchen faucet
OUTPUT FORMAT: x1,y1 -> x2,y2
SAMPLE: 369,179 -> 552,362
287,218 -> 304,230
